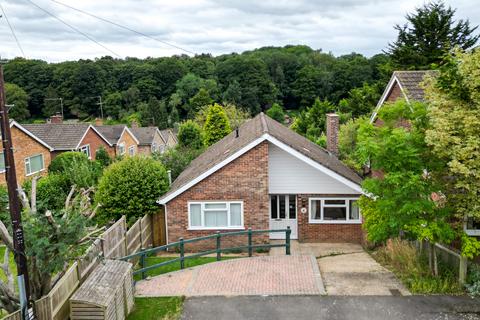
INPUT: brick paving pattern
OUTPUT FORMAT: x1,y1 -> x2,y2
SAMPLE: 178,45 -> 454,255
135,255 -> 325,297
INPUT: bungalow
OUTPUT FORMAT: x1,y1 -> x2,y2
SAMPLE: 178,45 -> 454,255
116,126 -> 139,157
370,70 -> 437,123
130,127 -> 168,155
158,113 -> 364,250
0,121 -> 53,185
21,122 -> 114,160
94,124 -> 127,157
159,129 -> 178,149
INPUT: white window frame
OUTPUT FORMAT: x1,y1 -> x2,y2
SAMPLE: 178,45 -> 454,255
151,142 -> 157,153
118,142 -> 126,155
188,201 -> 244,230
465,217 -> 480,236
308,197 -> 361,224
128,145 -> 135,156
25,154 -> 45,176
79,144 -> 91,159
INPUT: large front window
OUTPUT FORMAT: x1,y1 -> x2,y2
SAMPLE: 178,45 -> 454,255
188,201 -> 243,229
79,144 -> 91,159
309,198 -> 360,223
0,153 -> 5,172
25,154 -> 45,176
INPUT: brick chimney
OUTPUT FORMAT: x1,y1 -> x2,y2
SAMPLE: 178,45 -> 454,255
49,113 -> 63,124
131,119 -> 139,128
95,118 -> 103,126
326,113 -> 339,156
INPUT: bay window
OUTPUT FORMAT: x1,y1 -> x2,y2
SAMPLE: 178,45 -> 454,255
309,198 -> 361,223
188,201 -> 243,229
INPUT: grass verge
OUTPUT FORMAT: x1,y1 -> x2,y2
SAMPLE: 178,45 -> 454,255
370,239 -> 464,295
127,297 -> 184,320
134,256 -> 237,281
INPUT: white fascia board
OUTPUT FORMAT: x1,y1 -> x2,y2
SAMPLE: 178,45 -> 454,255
10,121 -> 54,151
89,125 -> 113,147
119,126 -> 140,145
155,128 -> 167,145
370,75 -> 411,123
265,135 -> 364,194
157,135 -> 267,204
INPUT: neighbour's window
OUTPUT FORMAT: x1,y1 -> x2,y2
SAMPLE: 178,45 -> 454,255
0,153 -> 5,172
465,217 -> 480,236
118,143 -> 126,155
309,198 -> 360,223
151,143 -> 157,153
128,146 -> 135,156
79,145 -> 91,159
25,154 -> 44,176
159,145 -> 166,154
189,201 -> 243,229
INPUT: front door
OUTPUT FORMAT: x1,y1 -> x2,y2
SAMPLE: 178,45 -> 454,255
269,195 -> 298,239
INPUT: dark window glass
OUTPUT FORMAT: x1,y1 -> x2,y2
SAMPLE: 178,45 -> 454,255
279,196 -> 286,219
324,199 -> 346,205
289,195 -> 296,219
467,217 -> 480,230
270,196 -> 277,219
324,207 -> 347,220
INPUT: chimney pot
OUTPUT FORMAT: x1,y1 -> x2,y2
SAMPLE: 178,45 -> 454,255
235,127 -> 239,138
49,113 -> 63,124
326,113 -> 339,156
95,118 -> 103,126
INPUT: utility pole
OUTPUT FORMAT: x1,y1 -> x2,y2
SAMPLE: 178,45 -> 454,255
87,96 -> 104,119
0,67 -> 30,318
45,97 -> 63,118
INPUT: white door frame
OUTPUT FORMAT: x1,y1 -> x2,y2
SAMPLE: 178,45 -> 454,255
269,194 -> 298,239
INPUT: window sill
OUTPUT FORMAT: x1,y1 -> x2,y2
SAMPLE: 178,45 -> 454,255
26,168 -> 45,177
309,220 -> 362,225
188,227 -> 245,231
465,229 -> 480,236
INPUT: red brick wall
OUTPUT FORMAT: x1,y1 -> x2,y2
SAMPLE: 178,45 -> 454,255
296,194 -> 364,243
79,128 -> 115,160
386,81 -> 403,102
165,142 -> 270,251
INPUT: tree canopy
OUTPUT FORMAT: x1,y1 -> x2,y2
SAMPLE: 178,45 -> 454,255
203,103 -> 231,146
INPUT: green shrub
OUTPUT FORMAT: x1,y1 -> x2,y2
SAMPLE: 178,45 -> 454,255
178,120 -> 203,150
466,264 -> 480,297
48,152 -> 90,173
153,147 -> 203,181
95,156 -> 169,225
95,146 -> 112,168
0,185 -> 10,229
266,103 -> 285,123
36,174 -> 71,211
203,103 -> 231,146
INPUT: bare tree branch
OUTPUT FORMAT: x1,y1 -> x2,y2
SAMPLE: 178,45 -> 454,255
17,185 -> 30,212
65,185 -> 76,210
76,226 -> 105,245
1,247 -> 14,293
30,176 -> 38,213
0,221 -> 13,251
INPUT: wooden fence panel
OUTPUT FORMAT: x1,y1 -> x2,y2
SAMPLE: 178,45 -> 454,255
34,295 -> 52,320
50,262 -> 80,320
77,238 -> 102,282
140,215 -> 153,249
153,210 -> 167,247
0,310 -> 21,320
126,219 -> 142,255
103,216 -> 127,259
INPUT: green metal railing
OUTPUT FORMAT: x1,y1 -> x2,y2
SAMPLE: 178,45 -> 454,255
121,227 -> 291,280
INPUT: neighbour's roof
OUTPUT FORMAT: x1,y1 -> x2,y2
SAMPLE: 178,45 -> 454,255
370,70 -> 438,122
393,70 -> 437,102
22,123 -> 91,150
130,127 -> 161,146
159,113 -> 362,203
94,125 -> 126,145
159,129 -> 176,143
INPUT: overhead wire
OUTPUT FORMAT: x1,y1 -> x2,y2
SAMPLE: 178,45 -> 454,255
0,2 -> 26,57
49,0 -> 195,55
24,0 -> 122,58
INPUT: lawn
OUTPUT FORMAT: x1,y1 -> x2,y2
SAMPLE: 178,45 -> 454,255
127,297 -> 184,320
134,256 -> 237,281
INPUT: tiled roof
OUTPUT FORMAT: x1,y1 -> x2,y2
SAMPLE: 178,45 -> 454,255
160,113 -> 362,202
94,125 -> 126,145
130,127 -> 159,145
394,70 -> 438,101
21,123 -> 90,150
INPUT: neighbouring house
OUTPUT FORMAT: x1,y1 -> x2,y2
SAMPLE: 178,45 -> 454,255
116,126 -> 139,157
21,120 -> 114,160
130,127 -> 168,155
159,129 -> 178,149
158,113 -> 363,250
0,121 -> 53,185
94,124 -> 127,156
370,70 -> 438,124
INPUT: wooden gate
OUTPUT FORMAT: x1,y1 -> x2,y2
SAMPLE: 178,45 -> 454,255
153,207 -> 167,246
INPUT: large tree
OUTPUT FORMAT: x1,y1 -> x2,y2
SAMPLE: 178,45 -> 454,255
387,2 -> 479,69
4,83 -> 30,121
203,104 -> 231,146
424,49 -> 480,258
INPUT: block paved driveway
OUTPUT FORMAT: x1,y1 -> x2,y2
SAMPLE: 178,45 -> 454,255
135,255 -> 325,297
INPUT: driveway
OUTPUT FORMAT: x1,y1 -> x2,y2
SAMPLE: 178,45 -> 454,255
271,242 -> 409,295
181,295 -> 480,320
135,255 -> 325,297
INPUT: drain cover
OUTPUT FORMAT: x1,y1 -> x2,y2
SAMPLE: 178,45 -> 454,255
389,289 -> 402,296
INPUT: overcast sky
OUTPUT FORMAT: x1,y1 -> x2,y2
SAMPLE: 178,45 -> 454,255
0,0 -> 478,62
